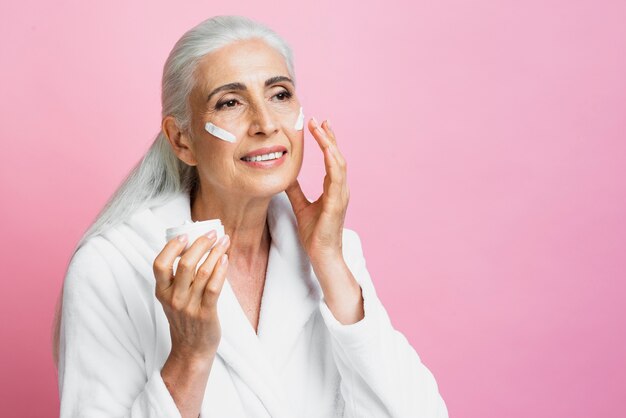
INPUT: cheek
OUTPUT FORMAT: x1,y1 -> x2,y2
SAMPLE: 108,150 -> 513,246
202,108 -> 245,141
195,143 -> 232,174
280,105 -> 304,132
288,131 -> 305,167
280,108 -> 304,144
202,118 -> 243,144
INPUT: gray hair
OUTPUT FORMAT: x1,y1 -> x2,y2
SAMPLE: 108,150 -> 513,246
52,15 -> 296,369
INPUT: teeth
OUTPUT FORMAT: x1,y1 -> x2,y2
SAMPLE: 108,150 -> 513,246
243,151 -> 284,162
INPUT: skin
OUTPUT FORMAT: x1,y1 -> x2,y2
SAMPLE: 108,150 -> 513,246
154,37 -> 364,418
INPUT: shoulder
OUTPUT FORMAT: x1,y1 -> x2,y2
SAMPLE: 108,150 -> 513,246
61,237 -> 144,357
63,236 -> 126,305
66,238 -> 111,283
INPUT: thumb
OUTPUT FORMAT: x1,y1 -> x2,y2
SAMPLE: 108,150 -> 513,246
285,180 -> 309,213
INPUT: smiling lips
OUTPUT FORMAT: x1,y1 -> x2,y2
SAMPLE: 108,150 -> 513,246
240,145 -> 288,168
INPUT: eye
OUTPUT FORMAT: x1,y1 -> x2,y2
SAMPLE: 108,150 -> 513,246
215,98 -> 241,110
273,89 -> 293,101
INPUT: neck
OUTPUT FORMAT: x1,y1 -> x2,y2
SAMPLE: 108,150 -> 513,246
190,184 -> 271,271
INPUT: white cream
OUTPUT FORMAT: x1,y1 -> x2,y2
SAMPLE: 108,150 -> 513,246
205,122 -> 236,143
294,106 -> 304,130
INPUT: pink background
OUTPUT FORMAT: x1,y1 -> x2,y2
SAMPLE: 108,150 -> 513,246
1,0 -> 625,416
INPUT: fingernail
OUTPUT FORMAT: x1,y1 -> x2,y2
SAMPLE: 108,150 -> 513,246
327,119 -> 332,130
177,234 -> 188,242
221,254 -> 228,265
205,230 -> 217,239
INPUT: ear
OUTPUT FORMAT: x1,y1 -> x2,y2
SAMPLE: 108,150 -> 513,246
162,115 -> 198,166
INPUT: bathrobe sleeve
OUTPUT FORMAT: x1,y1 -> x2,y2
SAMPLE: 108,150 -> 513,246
58,241 -> 183,418
318,230 -> 449,418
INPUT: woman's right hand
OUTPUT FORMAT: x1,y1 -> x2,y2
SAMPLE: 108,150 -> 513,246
153,231 -> 231,363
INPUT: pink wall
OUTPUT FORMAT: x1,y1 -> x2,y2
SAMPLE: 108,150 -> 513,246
2,0 -> 625,416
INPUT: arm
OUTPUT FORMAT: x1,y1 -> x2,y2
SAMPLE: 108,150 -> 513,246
58,242 -> 186,417
284,118 -> 447,416
317,230 -> 449,418
160,351 -> 216,418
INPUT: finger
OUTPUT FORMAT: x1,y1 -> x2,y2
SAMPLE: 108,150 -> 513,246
321,119 -> 336,143
322,144 -> 345,203
202,253 -> 230,308
320,121 -> 346,168
325,148 -> 350,215
309,117 -> 338,177
189,234 -> 230,308
285,179 -> 310,213
308,117 -> 333,150
328,141 -> 346,169
153,234 -> 189,291
173,233 -> 218,297
311,118 -> 346,169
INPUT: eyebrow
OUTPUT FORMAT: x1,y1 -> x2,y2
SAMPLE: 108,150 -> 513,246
206,76 -> 294,102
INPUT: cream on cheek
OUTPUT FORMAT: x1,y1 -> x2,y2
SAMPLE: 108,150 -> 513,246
204,106 -> 304,143
294,106 -> 304,131
205,121 -> 236,143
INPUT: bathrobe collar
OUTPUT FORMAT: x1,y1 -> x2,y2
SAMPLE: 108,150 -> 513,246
101,189 -> 322,418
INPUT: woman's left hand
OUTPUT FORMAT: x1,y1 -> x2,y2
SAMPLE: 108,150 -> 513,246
285,117 -> 350,265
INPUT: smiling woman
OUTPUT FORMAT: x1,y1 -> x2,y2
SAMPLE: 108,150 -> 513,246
53,15 -> 448,418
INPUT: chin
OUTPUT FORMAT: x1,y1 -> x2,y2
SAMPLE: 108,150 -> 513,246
242,175 -> 293,199
235,157 -> 301,197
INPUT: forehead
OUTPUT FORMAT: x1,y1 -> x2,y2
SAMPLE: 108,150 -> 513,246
195,38 -> 290,91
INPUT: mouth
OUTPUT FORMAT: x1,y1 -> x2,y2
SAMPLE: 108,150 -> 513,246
240,150 -> 287,162
239,144 -> 289,168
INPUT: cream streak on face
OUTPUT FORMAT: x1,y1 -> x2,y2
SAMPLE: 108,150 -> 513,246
204,106 -> 304,143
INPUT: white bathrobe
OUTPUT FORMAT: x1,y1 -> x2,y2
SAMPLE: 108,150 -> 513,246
58,190 -> 448,417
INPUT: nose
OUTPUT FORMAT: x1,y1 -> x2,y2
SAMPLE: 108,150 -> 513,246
247,101 -> 279,138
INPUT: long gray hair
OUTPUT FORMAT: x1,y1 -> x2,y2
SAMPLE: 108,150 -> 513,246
51,15 -> 297,369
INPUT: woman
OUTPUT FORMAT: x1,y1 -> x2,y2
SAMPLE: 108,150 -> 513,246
53,15 -> 448,418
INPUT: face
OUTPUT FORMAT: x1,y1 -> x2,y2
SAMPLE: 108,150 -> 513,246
173,38 -> 303,200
